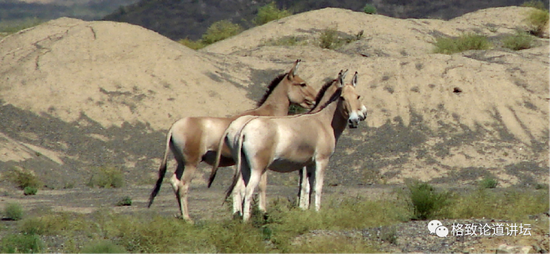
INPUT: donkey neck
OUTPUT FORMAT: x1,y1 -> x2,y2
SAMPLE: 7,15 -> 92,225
253,82 -> 292,116
316,99 -> 347,141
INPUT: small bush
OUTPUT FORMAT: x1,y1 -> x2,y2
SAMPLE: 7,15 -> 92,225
81,240 -> 127,253
201,20 -> 243,45
433,33 -> 491,54
3,167 -> 42,189
503,31 -> 535,50
406,181 -> 451,220
288,105 -> 308,115
319,27 -> 341,49
23,186 -> 38,196
253,2 -> 292,25
117,196 -> 133,206
178,38 -> 206,50
20,213 -> 75,235
0,233 -> 44,253
87,166 -> 124,188
290,234 -> 377,253
363,4 -> 377,14
478,176 -> 499,189
525,8 -> 549,37
4,203 -> 23,221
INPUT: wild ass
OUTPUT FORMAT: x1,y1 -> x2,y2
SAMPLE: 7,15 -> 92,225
147,59 -> 317,222
208,70 -> 358,212
224,72 -> 366,221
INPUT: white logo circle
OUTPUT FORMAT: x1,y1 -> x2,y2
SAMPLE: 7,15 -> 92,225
435,225 -> 449,237
428,220 -> 442,234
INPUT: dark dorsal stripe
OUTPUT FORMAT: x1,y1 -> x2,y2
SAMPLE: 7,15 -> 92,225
307,78 -> 337,113
257,73 -> 287,107
315,87 -> 342,111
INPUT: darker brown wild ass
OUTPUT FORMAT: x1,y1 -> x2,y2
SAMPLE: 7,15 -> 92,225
148,60 -> 317,222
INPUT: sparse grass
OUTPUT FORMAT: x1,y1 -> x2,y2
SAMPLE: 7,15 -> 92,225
4,203 -> 24,221
0,17 -> 43,35
478,176 -> 499,189
319,27 -> 363,50
178,38 -> 207,50
81,240 -> 127,253
23,186 -> 38,196
406,180 -> 451,220
433,33 -> 492,54
201,20 -> 243,45
20,212 -> 80,235
253,2 -> 292,25
87,166 -> 124,188
502,31 -> 535,50
3,167 -> 42,189
0,233 -> 44,253
445,188 -> 549,221
290,234 -> 377,253
363,4 -> 378,14
260,35 -> 309,46
525,8 -> 549,37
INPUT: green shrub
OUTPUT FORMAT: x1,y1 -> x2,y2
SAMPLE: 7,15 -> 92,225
4,203 -> 23,221
23,186 -> 38,196
406,181 -> 451,220
525,8 -> 549,37
20,213 -> 75,235
3,167 -> 42,189
81,240 -> 127,253
178,38 -> 207,50
253,2 -> 292,25
0,233 -> 44,253
319,27 -> 341,49
116,196 -> 133,206
521,0 -> 547,10
503,31 -> 535,50
478,176 -> 499,189
87,166 -> 124,188
201,20 -> 243,45
433,33 -> 491,54
288,105 -> 308,115
363,4 -> 377,14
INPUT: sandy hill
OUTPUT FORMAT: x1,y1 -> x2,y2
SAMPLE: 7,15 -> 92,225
0,7 -> 548,190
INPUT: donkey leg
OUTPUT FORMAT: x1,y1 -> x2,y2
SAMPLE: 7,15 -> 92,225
178,164 -> 197,223
312,159 -> 328,212
298,166 -> 312,210
243,170 -> 262,221
232,177 -> 245,217
257,172 -> 268,212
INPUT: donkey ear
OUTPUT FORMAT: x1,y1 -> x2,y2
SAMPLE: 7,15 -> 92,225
288,59 -> 301,79
338,69 -> 349,87
352,71 -> 358,87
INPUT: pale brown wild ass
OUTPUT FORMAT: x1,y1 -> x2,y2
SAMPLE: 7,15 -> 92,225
148,59 -> 317,222
225,72 -> 366,221
207,70 -> 356,212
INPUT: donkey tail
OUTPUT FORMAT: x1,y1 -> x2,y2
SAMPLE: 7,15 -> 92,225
148,127 -> 173,208
223,120 -> 248,202
207,126 -> 231,188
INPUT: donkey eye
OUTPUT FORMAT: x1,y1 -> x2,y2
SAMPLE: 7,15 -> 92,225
299,83 -> 307,87
357,95 -> 361,99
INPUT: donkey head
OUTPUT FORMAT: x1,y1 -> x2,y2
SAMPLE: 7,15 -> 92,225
285,59 -> 317,109
339,72 -> 367,128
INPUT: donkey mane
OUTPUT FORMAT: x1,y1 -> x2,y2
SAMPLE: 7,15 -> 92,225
307,78 -> 337,113
316,87 -> 342,111
256,73 -> 287,107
